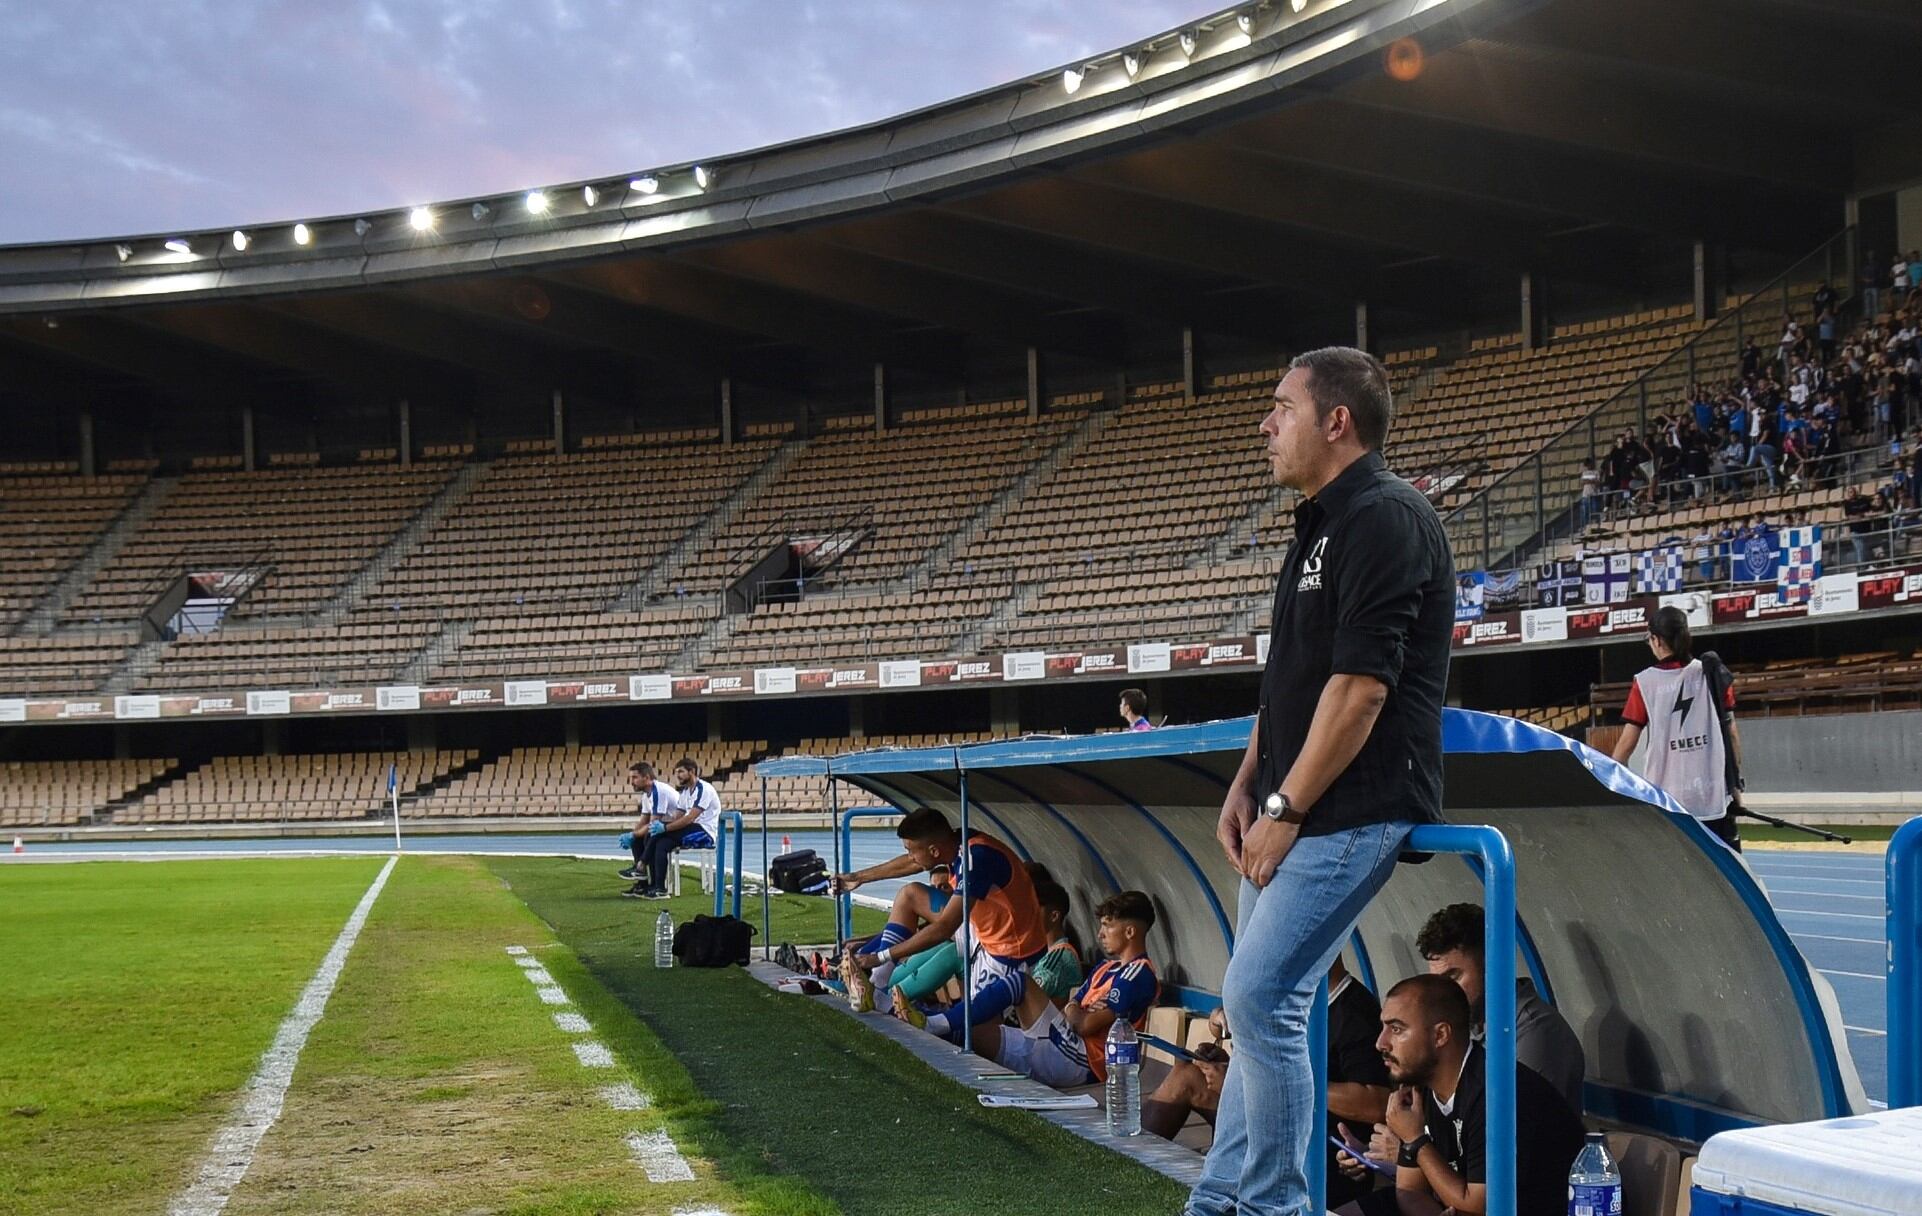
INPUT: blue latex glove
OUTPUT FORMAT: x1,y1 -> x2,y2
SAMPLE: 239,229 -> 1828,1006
647,821 -> 666,838
618,832 -> 634,852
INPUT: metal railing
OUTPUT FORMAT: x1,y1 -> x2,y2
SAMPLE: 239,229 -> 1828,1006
1447,230 -> 1854,573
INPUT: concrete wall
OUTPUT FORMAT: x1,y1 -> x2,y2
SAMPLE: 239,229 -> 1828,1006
1739,710 -> 1922,794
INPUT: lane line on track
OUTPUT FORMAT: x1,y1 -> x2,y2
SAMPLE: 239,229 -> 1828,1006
1764,889 -> 1883,901
1817,969 -> 1885,982
1845,1026 -> 1888,1037
167,856 -> 397,1216
1770,908 -> 1882,921
1790,931 -> 1881,946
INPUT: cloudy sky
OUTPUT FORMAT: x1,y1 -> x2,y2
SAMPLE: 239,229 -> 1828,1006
0,0 -> 1215,245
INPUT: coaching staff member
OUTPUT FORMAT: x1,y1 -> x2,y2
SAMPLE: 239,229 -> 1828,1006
1187,348 -> 1454,1216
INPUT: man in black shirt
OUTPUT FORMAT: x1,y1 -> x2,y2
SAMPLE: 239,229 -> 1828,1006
1187,348 -> 1454,1216
1337,976 -> 1584,1216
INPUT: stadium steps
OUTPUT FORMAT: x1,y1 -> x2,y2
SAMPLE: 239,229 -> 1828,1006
888,408 -> 1115,596
314,460 -> 487,623
607,437 -> 807,612
93,757 -> 194,825
396,749 -> 498,813
395,619 -> 477,685
15,474 -> 178,635
97,637 -> 168,696
955,581 -> 1044,656
667,607 -> 743,673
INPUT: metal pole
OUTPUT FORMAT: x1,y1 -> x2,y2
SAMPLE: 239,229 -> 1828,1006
759,782 -> 772,962
714,812 -> 727,918
1307,975 -> 1329,1213
828,766 -> 846,944
956,747 -> 973,1056
731,811 -> 744,920
1890,816 -> 1922,1107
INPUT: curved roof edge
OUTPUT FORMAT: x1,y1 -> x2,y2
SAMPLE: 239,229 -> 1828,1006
0,0 -> 1501,314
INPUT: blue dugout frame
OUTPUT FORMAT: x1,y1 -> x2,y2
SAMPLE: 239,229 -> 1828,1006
1890,815 -> 1922,1108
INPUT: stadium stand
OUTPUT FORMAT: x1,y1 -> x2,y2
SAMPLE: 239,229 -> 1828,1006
61,463 -> 457,624
134,619 -> 438,692
420,742 -> 763,817
985,558 -> 1277,652
0,472 -> 146,631
115,749 -> 478,824
1590,648 -> 1922,723
742,732 -> 1004,813
427,601 -> 717,682
0,756 -> 175,827
0,630 -> 139,696
707,579 -> 1012,667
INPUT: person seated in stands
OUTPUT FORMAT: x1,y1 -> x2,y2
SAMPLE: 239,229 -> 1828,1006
1029,876 -> 1085,1005
833,809 -> 1048,1044
1119,687 -> 1153,731
971,891 -> 1160,1088
617,760 -> 680,883
1413,902 -> 1585,1116
1334,975 -> 1585,1216
840,864 -> 955,1011
622,757 -> 720,900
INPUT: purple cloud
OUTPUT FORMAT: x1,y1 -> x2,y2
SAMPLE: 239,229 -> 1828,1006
0,0 -> 1217,244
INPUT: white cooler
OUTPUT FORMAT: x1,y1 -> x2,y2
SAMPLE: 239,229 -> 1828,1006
1690,1107 -> 1922,1216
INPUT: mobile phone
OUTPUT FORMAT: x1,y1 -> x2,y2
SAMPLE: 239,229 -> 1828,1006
1329,1135 -> 1397,1177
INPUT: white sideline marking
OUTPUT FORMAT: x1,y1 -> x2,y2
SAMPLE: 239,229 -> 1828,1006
599,1083 -> 651,1110
536,986 -> 569,1005
504,945 -> 528,956
626,1130 -> 696,1182
553,1012 -> 592,1033
672,1209 -> 732,1215
522,965 -> 556,985
573,1041 -> 616,1068
514,956 -> 543,969
167,856 -> 397,1216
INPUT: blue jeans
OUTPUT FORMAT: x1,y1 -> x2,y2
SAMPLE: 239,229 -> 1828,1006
1186,819 -> 1414,1216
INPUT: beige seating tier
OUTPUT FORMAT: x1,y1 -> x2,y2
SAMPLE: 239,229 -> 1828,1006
742,732 -> 1001,814
0,756 -> 176,828
136,620 -> 436,693
0,630 -> 138,697
708,582 -> 1008,669
0,473 -> 145,631
118,749 -> 478,824
423,742 -> 764,818
428,602 -> 715,683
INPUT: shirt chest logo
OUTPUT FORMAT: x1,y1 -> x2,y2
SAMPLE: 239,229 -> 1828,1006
1297,536 -> 1329,592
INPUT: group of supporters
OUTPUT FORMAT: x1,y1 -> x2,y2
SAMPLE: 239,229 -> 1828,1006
831,809 -> 1591,1216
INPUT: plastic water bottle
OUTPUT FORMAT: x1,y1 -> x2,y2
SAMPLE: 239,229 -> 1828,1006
1104,1019 -> 1141,1137
654,910 -> 674,969
1568,1131 -> 1622,1216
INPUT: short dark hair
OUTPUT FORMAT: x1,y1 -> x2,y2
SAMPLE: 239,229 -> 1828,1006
896,808 -> 954,843
1119,688 -> 1147,715
1416,902 -> 1484,962
629,760 -> 653,776
1387,973 -> 1471,1038
1033,878 -> 1070,921
1095,890 -> 1156,931
1289,346 -> 1395,450
1024,861 -> 1056,886
1649,604 -> 1692,659
674,757 -> 700,776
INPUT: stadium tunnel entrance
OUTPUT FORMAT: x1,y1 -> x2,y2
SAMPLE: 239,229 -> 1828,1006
759,709 -> 1868,1143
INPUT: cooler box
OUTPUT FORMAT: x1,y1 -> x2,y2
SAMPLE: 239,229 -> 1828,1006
1690,1107 -> 1922,1215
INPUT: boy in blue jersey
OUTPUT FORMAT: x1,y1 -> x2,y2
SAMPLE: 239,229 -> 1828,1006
971,890 -> 1160,1088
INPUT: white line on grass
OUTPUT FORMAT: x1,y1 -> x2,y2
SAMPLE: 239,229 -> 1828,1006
514,956 -> 543,969
167,856 -> 397,1216
554,1012 -> 591,1033
504,945 -> 528,956
573,1041 -> 617,1068
600,1083 -> 651,1110
522,966 -> 556,985
536,986 -> 569,1005
626,1130 -> 696,1182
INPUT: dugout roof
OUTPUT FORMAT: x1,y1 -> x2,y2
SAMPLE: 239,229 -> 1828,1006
3,0 -> 1919,411
760,709 -> 1870,1140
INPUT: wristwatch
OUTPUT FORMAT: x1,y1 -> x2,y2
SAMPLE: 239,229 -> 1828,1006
1262,792 -> 1307,825
1397,1133 -> 1432,1167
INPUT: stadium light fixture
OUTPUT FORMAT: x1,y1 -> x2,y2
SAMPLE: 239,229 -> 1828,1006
1290,0 -> 1307,11
408,206 -> 434,232
582,184 -> 599,206
631,175 -> 660,195
230,230 -> 250,252
353,218 -> 372,237
1123,50 -> 1144,78
293,223 -> 312,246
164,238 -> 192,255
114,243 -> 132,263
1062,66 -> 1086,94
1178,30 -> 1197,59
691,165 -> 711,190
524,190 -> 550,215
1237,11 -> 1256,34
471,201 -> 491,221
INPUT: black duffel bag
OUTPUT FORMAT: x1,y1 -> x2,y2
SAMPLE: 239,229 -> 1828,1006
769,848 -> 831,895
671,914 -> 756,967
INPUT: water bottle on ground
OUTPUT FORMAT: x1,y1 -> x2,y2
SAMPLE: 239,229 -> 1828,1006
1104,1019 -> 1141,1137
1568,1131 -> 1622,1216
654,910 -> 674,969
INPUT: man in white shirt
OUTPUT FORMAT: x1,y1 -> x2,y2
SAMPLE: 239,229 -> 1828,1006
618,760 -> 680,882
623,757 -> 721,899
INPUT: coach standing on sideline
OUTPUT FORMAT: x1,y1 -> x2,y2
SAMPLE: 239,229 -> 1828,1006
1186,348 -> 1455,1216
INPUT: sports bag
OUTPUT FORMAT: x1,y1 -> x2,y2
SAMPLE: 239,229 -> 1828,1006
671,914 -> 755,967
769,848 -> 831,895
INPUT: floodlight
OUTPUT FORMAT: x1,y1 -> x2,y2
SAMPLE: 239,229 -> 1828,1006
164,238 -> 192,255
293,223 -> 313,245
471,202 -> 491,221
631,175 -> 660,194
1123,51 -> 1143,78
408,206 -> 434,232
1062,66 -> 1085,94
353,218 -> 372,237
231,230 -> 249,252
1178,30 -> 1198,58
692,165 -> 711,190
1237,11 -> 1255,34
114,243 -> 132,262
524,190 -> 549,215
582,184 -> 599,206
1291,0 -> 1307,11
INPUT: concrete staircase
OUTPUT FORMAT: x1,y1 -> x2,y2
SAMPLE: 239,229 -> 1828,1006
315,461 -> 486,623
609,438 -> 806,612
98,638 -> 168,696
396,619 -> 476,685
15,474 -> 177,635
667,609 -> 742,673
949,581 -> 1043,657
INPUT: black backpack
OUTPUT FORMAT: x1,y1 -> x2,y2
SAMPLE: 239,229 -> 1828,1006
769,848 -> 831,895
671,914 -> 755,967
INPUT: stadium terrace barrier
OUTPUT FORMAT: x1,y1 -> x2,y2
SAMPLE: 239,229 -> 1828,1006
759,710 -> 1868,1146
1890,816 -> 1922,1108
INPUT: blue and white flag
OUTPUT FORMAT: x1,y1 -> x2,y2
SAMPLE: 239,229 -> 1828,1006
1731,526 -> 1779,583
1636,545 -> 1684,594
387,763 -> 398,793
1777,525 -> 1822,605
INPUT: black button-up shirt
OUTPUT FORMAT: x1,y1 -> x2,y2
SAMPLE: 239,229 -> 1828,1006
1256,450 -> 1454,835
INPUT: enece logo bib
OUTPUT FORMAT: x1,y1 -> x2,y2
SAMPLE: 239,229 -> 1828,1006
1297,537 -> 1328,592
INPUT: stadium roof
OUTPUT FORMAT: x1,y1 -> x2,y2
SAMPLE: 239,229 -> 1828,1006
3,0 -> 1918,406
